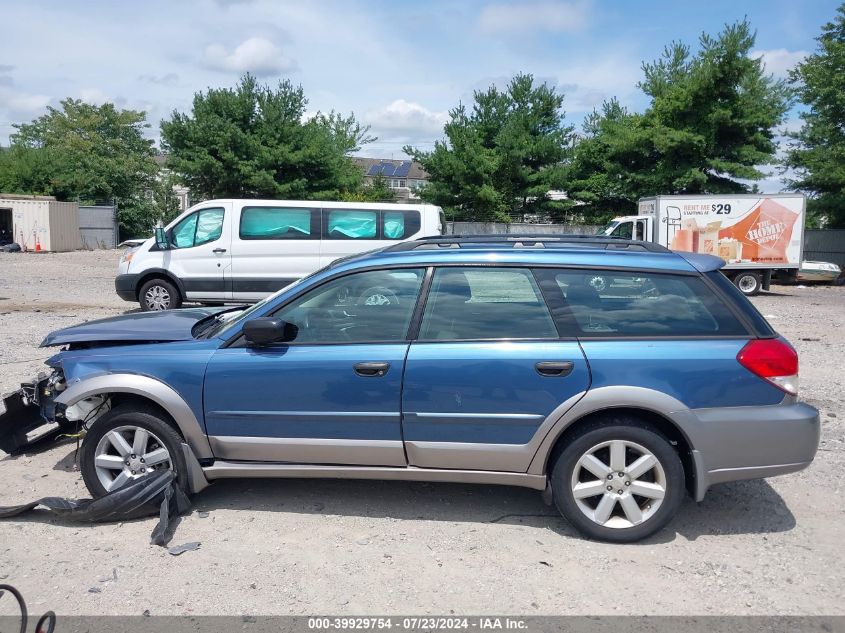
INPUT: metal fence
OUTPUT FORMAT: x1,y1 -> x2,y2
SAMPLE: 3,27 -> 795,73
447,222 -> 601,236
79,204 -> 118,249
804,229 -> 845,267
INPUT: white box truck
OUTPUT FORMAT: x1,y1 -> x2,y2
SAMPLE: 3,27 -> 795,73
599,193 -> 806,295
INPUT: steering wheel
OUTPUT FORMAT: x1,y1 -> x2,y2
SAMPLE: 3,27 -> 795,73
356,286 -> 399,306
303,310 -> 354,341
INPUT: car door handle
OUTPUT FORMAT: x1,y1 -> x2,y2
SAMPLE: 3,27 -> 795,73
354,362 -> 390,377
213,248 -> 227,254
535,361 -> 575,377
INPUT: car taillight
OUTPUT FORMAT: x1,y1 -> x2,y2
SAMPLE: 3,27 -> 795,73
736,338 -> 799,395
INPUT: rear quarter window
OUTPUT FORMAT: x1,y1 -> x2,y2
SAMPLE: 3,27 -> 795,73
705,271 -> 776,337
539,269 -> 749,337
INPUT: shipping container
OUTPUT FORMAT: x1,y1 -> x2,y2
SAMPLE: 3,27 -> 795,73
0,195 -> 82,252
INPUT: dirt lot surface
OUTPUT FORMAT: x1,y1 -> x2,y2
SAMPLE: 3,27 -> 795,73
0,250 -> 843,616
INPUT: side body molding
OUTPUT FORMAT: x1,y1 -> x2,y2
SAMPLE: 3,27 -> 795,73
527,386 -> 696,476
55,373 -> 213,459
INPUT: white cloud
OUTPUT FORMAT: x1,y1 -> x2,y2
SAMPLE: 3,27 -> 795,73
365,99 -> 449,138
555,55 -> 643,113
77,88 -> 109,105
751,49 -> 808,79
203,37 -> 296,75
479,1 -> 589,34
138,73 -> 180,86
0,83 -> 50,119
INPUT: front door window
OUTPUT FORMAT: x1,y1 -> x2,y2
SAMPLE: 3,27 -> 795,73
273,268 -> 426,343
611,221 -> 633,240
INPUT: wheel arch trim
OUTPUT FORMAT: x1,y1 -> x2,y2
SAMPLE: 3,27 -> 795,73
55,373 -> 212,459
135,268 -> 186,301
527,386 -> 698,477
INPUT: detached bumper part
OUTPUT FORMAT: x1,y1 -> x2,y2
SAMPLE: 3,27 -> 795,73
0,469 -> 191,547
0,391 -> 58,455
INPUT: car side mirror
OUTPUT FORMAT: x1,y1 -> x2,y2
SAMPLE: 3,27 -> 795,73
154,226 -> 169,250
243,317 -> 298,346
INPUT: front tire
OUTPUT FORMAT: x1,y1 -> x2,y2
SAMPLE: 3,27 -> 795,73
550,421 -> 684,542
80,405 -> 187,498
139,278 -> 182,311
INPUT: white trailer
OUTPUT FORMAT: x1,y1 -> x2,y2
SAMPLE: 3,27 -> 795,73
600,193 -> 807,295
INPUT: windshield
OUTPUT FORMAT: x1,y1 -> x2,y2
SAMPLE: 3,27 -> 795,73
597,221 -> 618,236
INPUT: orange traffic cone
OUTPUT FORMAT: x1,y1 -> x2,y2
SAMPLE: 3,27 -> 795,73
35,235 -> 42,252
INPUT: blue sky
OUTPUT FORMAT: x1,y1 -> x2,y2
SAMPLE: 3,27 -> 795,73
0,0 -> 840,190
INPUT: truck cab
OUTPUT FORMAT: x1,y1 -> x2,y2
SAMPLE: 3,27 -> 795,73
601,215 -> 653,242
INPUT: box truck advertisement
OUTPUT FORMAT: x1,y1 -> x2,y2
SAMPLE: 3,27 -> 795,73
601,194 -> 806,295
661,197 -> 803,266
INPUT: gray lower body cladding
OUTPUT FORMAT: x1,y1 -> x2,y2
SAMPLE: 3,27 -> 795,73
683,401 -> 820,500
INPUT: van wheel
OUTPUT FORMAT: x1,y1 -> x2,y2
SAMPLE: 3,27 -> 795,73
733,272 -> 762,296
550,422 -> 684,542
139,278 -> 182,311
80,405 -> 188,498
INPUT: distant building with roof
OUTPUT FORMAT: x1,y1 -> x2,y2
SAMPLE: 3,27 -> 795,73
153,154 -> 191,211
351,157 -> 430,202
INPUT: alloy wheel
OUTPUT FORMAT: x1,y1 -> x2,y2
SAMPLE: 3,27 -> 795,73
144,285 -> 171,310
93,425 -> 173,492
570,439 -> 667,529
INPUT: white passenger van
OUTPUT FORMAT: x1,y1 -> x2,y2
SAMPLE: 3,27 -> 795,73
116,200 -> 446,310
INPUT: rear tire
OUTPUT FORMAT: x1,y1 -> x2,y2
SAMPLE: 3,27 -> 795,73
80,405 -> 188,498
139,278 -> 182,311
550,421 -> 685,542
733,271 -> 762,296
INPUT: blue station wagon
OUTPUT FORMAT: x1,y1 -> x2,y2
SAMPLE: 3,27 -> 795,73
0,236 -> 820,542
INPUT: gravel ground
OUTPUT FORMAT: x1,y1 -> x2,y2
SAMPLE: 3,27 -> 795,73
0,250 -> 843,616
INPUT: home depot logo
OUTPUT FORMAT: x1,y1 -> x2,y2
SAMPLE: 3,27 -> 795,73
746,215 -> 787,246
718,198 -> 799,264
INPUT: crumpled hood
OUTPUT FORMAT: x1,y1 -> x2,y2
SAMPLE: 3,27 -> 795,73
40,307 -> 230,347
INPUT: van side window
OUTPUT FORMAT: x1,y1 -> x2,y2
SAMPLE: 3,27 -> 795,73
383,210 -> 421,240
170,207 -> 224,249
542,269 -> 748,337
240,207 -> 318,240
326,210 -> 377,239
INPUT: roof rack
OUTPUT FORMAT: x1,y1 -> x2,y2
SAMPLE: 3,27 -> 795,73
384,234 -> 671,254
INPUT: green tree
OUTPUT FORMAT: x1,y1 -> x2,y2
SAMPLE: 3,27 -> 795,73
406,73 -> 574,222
785,4 -> 845,228
161,74 -> 374,201
341,173 -> 395,202
566,100 -> 655,222
1,99 -> 159,236
570,19 -> 791,219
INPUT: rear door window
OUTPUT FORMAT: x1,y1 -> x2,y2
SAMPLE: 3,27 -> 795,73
383,210 -> 421,239
539,269 -> 748,337
418,267 -> 558,340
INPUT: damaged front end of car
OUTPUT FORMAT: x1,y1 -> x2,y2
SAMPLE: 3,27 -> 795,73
0,363 -> 109,455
